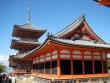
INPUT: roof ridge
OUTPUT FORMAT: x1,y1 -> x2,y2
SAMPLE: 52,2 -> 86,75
55,16 -> 84,37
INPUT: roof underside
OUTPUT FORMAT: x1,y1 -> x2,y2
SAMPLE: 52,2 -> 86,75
11,40 -> 40,51
12,23 -> 46,38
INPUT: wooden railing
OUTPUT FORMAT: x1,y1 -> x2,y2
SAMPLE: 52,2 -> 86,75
13,69 -> 31,74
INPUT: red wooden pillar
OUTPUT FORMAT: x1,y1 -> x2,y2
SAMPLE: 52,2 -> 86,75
32,59 -> 34,74
57,50 -> 60,77
92,50 -> 95,74
35,58 -> 36,73
44,54 -> 46,75
70,49 -> 73,75
105,52 -> 108,73
50,52 -> 52,75
101,52 -> 104,74
38,57 -> 40,74
82,49 -> 85,75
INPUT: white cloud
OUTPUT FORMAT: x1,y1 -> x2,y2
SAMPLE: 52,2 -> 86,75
0,54 -> 9,66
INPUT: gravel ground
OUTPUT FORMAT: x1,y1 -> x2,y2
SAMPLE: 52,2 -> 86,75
16,76 -> 34,83
16,77 -> 110,83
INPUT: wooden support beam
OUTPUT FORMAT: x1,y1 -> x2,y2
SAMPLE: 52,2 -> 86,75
82,49 -> 85,75
57,50 -> 60,78
44,54 -> 46,75
92,49 -> 95,74
50,52 -> 52,75
38,57 -> 40,74
105,52 -> 108,73
101,52 -> 104,74
70,49 -> 73,75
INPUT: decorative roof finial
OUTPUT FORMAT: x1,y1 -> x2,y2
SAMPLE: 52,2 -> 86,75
27,0 -> 31,23
80,14 -> 85,21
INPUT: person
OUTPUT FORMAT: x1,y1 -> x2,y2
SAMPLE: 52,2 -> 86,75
0,74 -> 3,82
3,74 -> 8,83
8,74 -> 12,83
11,74 -> 16,83
20,75 -> 23,80
8,74 -> 16,83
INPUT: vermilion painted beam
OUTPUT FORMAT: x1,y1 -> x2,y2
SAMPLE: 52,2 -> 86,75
44,54 -> 46,75
50,52 -> 52,75
82,49 -> 85,75
92,49 -> 95,74
101,52 -> 104,74
105,52 -> 108,73
57,50 -> 60,77
70,50 -> 73,75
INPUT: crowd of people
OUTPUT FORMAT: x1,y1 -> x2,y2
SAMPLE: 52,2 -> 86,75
0,73 -> 16,83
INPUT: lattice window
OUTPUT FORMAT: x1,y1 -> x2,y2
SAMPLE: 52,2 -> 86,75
40,58 -> 45,62
102,52 -> 106,60
72,50 -> 82,59
46,53 -> 51,57
46,56 -> 51,61
36,57 -> 39,63
52,50 -> 57,55
84,56 -> 92,59
60,54 -> 70,59
84,51 -> 91,55
40,55 -> 44,59
84,51 -> 92,59
60,50 -> 70,54
73,55 -> 82,59
94,56 -> 101,60
72,50 -> 81,55
93,52 -> 101,56
52,55 -> 57,60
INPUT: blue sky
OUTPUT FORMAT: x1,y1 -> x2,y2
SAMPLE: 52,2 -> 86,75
0,0 -> 110,68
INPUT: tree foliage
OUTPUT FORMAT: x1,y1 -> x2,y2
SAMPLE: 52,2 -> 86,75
0,64 -> 6,73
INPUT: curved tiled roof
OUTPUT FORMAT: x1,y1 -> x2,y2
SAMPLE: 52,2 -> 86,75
55,16 -> 105,43
12,23 -> 47,38
21,36 -> 110,59
53,38 -> 110,49
14,23 -> 47,31
55,16 -> 84,37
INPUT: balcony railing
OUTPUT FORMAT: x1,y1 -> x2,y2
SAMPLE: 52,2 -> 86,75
13,69 -> 31,74
13,37 -> 38,42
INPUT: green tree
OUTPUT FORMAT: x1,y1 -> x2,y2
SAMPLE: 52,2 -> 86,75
0,63 -> 6,73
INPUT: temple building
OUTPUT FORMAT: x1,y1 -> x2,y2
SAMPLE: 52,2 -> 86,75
9,16 -> 110,82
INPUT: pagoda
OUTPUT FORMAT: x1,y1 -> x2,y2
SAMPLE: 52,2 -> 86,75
9,23 -> 46,74
9,1 -> 47,74
21,16 -> 110,82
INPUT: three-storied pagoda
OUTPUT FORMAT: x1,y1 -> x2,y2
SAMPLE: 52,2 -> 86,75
9,23 -> 46,75
21,16 -> 110,82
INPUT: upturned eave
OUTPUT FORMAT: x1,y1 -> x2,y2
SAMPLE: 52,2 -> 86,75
10,39 -> 41,50
12,23 -> 47,38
